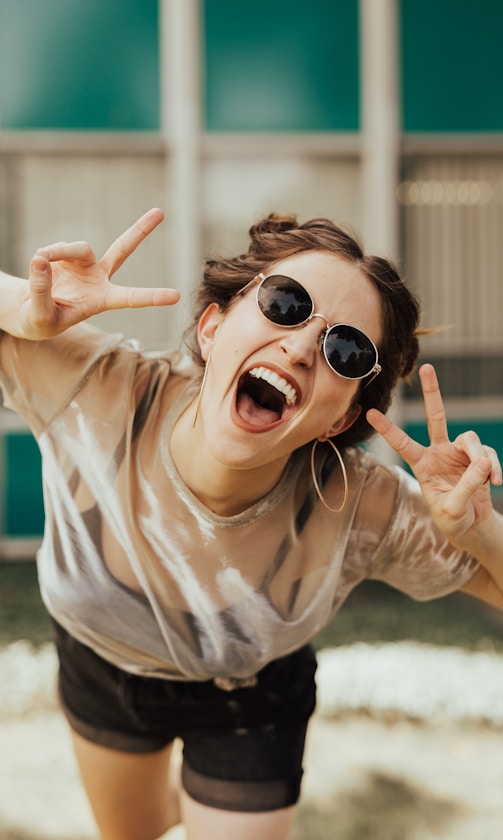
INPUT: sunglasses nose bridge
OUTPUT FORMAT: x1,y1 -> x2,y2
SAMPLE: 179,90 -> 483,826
298,313 -> 330,350
310,311 -> 330,328
308,313 -> 330,353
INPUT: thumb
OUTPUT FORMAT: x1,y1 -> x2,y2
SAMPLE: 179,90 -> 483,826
443,457 -> 492,518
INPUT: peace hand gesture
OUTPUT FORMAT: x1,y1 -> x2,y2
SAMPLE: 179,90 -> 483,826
367,364 -> 502,549
7,208 -> 180,339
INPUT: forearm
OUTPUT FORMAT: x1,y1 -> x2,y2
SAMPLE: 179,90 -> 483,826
459,509 -> 503,595
461,566 -> 503,610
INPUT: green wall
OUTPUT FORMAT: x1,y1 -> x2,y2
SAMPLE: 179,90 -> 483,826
405,418 -> 503,457
403,418 -> 503,503
2,433 -> 44,538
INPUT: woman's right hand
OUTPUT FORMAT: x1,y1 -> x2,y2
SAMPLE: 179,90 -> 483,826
1,208 -> 180,339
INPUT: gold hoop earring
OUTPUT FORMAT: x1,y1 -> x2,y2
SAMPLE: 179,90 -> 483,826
310,438 -> 348,512
192,352 -> 211,429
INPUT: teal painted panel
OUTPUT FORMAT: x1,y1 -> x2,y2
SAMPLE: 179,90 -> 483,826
405,419 -> 503,455
400,0 -> 503,131
4,433 -> 44,537
0,0 -> 159,130
203,0 -> 360,132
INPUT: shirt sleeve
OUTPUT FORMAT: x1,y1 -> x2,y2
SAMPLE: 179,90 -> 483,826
0,324 -> 124,436
367,465 -> 479,600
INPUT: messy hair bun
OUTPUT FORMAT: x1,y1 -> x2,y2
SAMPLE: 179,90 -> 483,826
248,213 -> 300,238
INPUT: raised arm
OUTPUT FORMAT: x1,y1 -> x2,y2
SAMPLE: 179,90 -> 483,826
367,364 -> 503,608
0,208 -> 180,339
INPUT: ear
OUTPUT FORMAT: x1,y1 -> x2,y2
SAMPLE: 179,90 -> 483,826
197,303 -> 223,362
320,403 -> 361,440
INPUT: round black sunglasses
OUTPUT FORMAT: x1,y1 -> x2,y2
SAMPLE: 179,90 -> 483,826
238,273 -> 382,383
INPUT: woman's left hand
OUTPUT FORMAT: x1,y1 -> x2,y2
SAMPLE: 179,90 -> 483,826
367,364 -> 502,548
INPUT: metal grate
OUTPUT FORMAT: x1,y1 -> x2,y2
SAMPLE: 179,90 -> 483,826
399,155 -> 503,399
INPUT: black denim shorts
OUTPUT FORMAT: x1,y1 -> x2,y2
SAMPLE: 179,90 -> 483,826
51,619 -> 317,812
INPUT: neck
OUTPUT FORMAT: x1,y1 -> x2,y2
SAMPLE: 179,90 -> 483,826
170,401 -> 290,517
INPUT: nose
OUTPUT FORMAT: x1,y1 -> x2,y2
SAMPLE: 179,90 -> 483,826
278,315 -> 327,368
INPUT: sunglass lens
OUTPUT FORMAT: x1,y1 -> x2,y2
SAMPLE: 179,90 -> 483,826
258,276 -> 312,326
324,325 -> 376,378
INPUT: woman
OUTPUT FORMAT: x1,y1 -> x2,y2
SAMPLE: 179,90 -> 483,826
1,208 -> 502,840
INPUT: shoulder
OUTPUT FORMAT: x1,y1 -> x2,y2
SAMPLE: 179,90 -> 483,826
0,323 -> 197,432
0,324 -> 127,429
344,445 -> 407,499
344,445 -> 416,539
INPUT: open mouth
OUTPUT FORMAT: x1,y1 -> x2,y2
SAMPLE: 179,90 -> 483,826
235,367 -> 298,428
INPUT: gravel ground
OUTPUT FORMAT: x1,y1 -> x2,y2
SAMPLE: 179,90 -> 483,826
2,641 -> 503,839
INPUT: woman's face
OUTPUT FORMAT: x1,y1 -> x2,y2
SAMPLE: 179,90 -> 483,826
196,250 -> 383,471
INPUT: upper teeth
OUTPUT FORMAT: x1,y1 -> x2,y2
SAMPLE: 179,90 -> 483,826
249,367 -> 298,406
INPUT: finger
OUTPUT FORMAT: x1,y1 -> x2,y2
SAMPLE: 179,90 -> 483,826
37,240 -> 67,252
28,254 -> 55,324
104,284 -> 180,311
453,430 -> 486,461
419,364 -> 449,444
100,208 -> 165,277
37,241 -> 97,265
366,407 -> 424,467
442,458 -> 493,518
454,432 -> 502,486
486,446 -> 503,486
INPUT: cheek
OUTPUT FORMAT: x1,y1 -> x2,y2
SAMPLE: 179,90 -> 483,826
212,318 -> 262,370
222,315 -> 271,355
316,365 -> 360,405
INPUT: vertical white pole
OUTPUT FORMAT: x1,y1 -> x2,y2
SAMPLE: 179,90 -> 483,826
360,0 -> 400,260
160,0 -> 203,338
360,0 -> 403,461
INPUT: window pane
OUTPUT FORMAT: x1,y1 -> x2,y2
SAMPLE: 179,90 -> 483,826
203,0 -> 359,132
0,0 -> 159,130
400,0 -> 503,131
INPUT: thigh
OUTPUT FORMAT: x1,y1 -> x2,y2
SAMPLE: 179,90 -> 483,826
181,790 -> 297,840
180,645 -> 317,813
70,730 -> 180,840
181,719 -> 310,812
52,619 -> 176,753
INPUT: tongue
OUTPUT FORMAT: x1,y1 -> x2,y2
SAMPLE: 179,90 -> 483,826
236,392 -> 281,426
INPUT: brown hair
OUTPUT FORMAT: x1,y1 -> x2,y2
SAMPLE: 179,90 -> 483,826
185,213 -> 421,449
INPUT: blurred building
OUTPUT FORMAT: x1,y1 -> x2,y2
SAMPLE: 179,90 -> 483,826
1,0 -> 502,556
